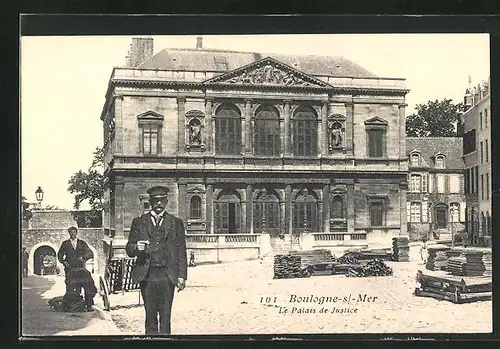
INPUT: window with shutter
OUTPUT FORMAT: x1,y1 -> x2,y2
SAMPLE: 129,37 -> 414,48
410,202 -> 422,223
370,202 -> 384,226
422,201 -> 428,223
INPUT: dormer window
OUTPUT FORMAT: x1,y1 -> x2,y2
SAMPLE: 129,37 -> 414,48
435,155 -> 445,169
410,153 -> 420,166
214,56 -> 228,70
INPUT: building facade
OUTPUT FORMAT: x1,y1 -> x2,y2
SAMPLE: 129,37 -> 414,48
100,38 -> 410,256
406,138 -> 466,241
461,77 -> 491,245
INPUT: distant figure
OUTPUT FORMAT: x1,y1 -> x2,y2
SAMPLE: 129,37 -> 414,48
22,247 -> 29,278
57,226 -> 96,311
189,251 -> 196,267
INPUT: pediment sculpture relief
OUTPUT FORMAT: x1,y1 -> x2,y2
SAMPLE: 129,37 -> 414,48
225,63 -> 315,87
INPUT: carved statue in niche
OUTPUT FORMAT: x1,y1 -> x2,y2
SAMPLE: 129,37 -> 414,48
189,119 -> 202,146
329,121 -> 344,150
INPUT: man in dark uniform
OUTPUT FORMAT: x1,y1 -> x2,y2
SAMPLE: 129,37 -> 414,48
126,186 -> 188,335
57,226 -> 96,310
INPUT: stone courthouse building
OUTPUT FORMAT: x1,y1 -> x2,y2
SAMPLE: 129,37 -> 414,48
100,37 -> 410,257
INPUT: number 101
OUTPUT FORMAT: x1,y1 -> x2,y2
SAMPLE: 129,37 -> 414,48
260,296 -> 277,303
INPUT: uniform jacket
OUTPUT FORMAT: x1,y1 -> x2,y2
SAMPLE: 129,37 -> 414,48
125,212 -> 188,285
57,239 -> 93,272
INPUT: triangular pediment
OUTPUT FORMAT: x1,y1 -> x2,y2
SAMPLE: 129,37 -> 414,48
137,110 -> 164,120
364,116 -> 388,125
203,57 -> 332,89
187,187 -> 206,195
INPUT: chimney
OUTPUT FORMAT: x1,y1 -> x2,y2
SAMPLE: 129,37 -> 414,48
196,37 -> 203,50
125,37 -> 154,68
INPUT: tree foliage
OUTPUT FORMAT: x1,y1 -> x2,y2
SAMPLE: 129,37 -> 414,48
21,196 -> 32,220
406,99 -> 463,137
67,147 -> 104,227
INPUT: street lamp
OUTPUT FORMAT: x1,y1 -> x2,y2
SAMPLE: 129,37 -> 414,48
35,186 -> 44,209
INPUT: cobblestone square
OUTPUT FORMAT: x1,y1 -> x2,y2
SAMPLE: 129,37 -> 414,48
109,247 -> 492,335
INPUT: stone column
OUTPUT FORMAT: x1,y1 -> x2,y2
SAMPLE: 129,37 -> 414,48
284,100 -> 291,155
178,183 -> 187,223
323,184 -> 330,232
285,184 -> 292,235
245,99 -> 253,155
400,182 -> 408,236
246,184 -> 253,233
321,101 -> 329,156
177,96 -> 186,153
206,184 -> 214,234
399,104 -> 407,160
205,98 -> 213,152
112,180 -> 127,258
345,102 -> 354,156
113,95 -> 124,154
347,183 -> 355,234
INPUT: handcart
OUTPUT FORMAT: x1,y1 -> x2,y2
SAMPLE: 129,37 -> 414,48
98,240 -> 142,311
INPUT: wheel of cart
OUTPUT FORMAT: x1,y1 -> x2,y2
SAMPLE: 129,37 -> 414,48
98,255 -> 142,311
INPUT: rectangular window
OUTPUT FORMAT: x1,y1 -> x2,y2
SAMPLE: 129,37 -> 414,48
449,174 -> 461,194
141,125 -> 160,155
480,141 -> 484,164
485,109 -> 488,128
437,174 -> 446,194
480,112 -> 483,130
475,166 -> 479,194
410,174 -> 421,192
293,120 -> 317,156
422,173 -> 428,193
410,154 -> 419,166
470,168 -> 474,193
486,173 -> 490,199
463,129 -> 476,154
450,203 -> 460,223
481,174 -> 484,200
485,139 -> 489,162
465,171 -> 469,194
215,118 -> 242,155
369,201 -> 384,227
367,130 -> 384,158
410,202 -> 421,223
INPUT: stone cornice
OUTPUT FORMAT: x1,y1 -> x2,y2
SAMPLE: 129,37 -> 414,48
109,78 -> 409,97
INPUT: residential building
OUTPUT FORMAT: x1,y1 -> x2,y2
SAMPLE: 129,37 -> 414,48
461,77 -> 491,245
406,137 -> 465,241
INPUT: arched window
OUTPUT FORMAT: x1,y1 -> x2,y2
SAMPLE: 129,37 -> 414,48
253,190 -> 280,236
215,104 -> 242,155
330,196 -> 344,219
434,203 -> 448,229
254,106 -> 280,156
215,189 -> 242,233
410,202 -> 422,223
190,196 -> 202,220
410,153 -> 420,166
293,189 -> 319,232
292,106 -> 318,156
435,155 -> 445,169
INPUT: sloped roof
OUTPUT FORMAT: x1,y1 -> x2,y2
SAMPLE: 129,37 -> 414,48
137,48 -> 377,78
406,137 -> 464,170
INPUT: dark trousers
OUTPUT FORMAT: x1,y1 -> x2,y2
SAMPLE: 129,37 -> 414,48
140,267 -> 176,335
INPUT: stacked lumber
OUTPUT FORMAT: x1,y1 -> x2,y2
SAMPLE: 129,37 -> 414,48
346,259 -> 393,277
426,245 -> 451,271
482,251 -> 492,276
461,249 -> 489,276
447,256 -> 467,276
289,249 -> 337,276
414,270 -> 492,303
343,249 -> 393,261
392,237 -> 410,262
273,254 -> 308,279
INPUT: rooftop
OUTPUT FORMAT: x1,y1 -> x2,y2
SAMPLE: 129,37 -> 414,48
406,137 -> 464,170
137,48 -> 378,78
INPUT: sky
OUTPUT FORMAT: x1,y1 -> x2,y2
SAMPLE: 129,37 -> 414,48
20,34 -> 490,209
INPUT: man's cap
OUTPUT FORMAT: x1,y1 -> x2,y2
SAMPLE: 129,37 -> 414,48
68,226 -> 78,232
147,186 -> 169,198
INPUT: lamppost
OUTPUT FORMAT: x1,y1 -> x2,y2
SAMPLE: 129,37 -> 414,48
35,186 -> 44,209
